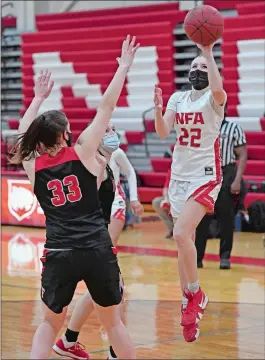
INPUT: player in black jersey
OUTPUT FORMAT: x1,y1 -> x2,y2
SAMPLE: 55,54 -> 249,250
98,160 -> 116,224
53,122 -> 124,360
96,133 -> 117,227
10,35 -> 139,360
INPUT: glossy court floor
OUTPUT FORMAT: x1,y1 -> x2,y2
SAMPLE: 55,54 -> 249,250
2,221 -> 265,359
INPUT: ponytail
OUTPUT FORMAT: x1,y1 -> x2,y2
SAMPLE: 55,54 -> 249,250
8,110 -> 68,164
9,125 -> 42,164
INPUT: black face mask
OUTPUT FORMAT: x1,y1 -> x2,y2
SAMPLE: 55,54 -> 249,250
66,131 -> 72,147
189,69 -> 209,90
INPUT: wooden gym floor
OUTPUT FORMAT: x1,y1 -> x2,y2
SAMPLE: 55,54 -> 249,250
2,221 -> 265,359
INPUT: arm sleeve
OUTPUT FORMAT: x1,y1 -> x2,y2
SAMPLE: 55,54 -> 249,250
233,124 -> 247,148
115,148 -> 138,201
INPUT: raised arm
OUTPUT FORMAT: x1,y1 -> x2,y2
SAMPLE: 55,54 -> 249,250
154,85 -> 175,139
197,43 -> 226,106
77,35 -> 140,153
18,70 -> 54,134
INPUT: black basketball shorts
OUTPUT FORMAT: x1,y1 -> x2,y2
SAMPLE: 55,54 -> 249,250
40,246 -> 123,314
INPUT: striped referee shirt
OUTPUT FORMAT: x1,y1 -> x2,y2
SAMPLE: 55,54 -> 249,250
220,120 -> 247,167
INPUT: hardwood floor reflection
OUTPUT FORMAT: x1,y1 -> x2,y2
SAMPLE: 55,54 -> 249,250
2,224 -> 265,359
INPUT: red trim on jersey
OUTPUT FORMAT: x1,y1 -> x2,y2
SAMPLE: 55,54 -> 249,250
35,147 -> 80,172
112,246 -> 118,255
192,138 -> 222,214
117,183 -> 126,201
113,208 -> 126,222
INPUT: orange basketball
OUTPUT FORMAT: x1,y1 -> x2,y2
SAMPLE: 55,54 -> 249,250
184,5 -> 224,46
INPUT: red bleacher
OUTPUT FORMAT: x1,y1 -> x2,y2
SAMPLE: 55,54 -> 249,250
35,9 -> 185,32
221,4 -> 265,116
20,4 -> 181,126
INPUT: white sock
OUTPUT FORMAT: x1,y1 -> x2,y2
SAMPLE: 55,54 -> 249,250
62,336 -> 75,348
182,295 -> 188,309
187,280 -> 200,294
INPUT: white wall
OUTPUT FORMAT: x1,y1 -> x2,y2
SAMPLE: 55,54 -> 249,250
36,0 -> 176,14
1,0 -> 17,17
2,0 -> 204,18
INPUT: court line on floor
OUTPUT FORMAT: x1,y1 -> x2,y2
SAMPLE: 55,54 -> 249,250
2,283 -> 264,307
2,294 -> 264,323
127,299 -> 265,306
5,323 -> 265,360
117,244 -> 265,266
3,296 -> 264,359
2,283 -> 89,297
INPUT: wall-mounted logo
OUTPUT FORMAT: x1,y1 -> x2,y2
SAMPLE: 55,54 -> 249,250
7,179 -> 38,221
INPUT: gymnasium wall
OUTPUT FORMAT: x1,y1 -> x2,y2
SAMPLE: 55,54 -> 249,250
43,1 -> 173,14
2,0 -> 198,18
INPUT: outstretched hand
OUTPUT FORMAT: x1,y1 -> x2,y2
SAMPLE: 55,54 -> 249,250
196,42 -> 215,57
34,69 -> 54,100
130,200 -> 144,217
154,84 -> 163,108
116,35 -> 140,70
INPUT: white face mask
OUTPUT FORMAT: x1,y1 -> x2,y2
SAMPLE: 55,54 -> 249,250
101,133 -> 120,154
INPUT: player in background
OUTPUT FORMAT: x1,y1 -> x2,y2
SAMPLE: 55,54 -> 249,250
154,42 -> 226,342
10,35 -> 140,359
152,168 -> 174,238
53,125 -> 143,360
109,145 -> 144,244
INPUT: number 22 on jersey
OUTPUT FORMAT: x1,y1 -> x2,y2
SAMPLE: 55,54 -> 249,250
178,128 -> 201,148
47,175 -> 82,207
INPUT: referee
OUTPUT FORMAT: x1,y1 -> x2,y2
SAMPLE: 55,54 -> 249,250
195,110 -> 247,269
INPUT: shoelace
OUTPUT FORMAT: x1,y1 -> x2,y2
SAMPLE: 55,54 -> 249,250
74,342 -> 86,351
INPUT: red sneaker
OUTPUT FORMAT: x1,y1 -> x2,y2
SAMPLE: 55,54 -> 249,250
53,338 -> 89,360
181,288 -> 208,327
179,290 -> 189,323
183,323 -> 200,342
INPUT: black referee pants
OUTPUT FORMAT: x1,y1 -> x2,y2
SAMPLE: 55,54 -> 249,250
195,164 -> 240,262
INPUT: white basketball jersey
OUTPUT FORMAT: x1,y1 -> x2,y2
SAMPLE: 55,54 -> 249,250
110,148 -> 138,201
166,89 -> 224,181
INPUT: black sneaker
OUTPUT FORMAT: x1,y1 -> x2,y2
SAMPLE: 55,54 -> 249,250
197,260 -> 203,268
220,259 -> 231,269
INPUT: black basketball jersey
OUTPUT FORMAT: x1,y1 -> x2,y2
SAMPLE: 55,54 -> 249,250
34,147 -> 112,249
98,163 -> 115,225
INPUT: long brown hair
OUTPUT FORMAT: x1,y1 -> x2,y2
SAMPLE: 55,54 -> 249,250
9,110 -> 68,164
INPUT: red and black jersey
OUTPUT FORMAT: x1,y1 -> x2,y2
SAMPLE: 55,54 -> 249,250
34,147 -> 112,249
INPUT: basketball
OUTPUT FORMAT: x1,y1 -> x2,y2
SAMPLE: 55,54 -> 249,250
184,5 -> 224,46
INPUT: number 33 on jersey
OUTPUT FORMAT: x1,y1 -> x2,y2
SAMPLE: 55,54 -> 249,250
47,175 -> 82,207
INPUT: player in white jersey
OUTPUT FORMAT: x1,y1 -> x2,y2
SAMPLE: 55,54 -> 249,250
154,43 -> 226,343
110,146 -> 143,245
